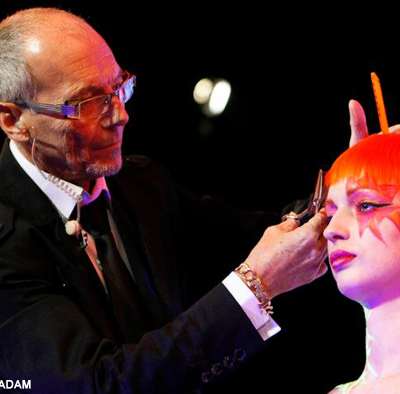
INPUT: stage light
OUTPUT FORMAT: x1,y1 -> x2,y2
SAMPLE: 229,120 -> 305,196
193,78 -> 232,117
208,80 -> 231,116
193,78 -> 213,104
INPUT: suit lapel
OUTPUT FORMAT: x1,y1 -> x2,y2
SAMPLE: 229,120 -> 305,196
109,198 -> 175,323
0,140 -> 183,334
0,140 -> 58,226
0,141 -> 120,338
51,219 -> 120,337
107,168 -> 183,319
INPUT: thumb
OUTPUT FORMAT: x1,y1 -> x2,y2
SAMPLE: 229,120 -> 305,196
279,214 -> 300,232
349,99 -> 369,147
389,124 -> 400,134
303,209 -> 329,234
314,261 -> 328,279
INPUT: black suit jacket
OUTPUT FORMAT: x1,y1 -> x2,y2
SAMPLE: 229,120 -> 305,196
0,140 -> 278,393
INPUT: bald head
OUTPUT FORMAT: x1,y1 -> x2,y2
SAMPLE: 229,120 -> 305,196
0,8 -> 112,102
0,7 -> 87,29
0,8 -> 128,184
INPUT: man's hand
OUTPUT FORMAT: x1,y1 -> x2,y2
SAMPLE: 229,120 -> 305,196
243,211 -> 328,299
349,99 -> 400,146
349,99 -> 369,147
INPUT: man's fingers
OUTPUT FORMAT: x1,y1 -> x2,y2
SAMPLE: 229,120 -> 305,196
303,210 -> 328,234
349,99 -> 368,147
348,100 -> 400,144
279,216 -> 300,231
389,124 -> 400,134
311,254 -> 328,280
314,261 -> 328,279
317,239 -> 328,255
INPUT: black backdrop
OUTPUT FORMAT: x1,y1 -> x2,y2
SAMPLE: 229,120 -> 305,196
2,2 -> 400,392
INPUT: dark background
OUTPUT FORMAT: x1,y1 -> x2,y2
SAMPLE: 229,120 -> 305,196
2,2 -> 400,392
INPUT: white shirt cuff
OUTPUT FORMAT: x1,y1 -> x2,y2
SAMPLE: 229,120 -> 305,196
222,272 -> 281,341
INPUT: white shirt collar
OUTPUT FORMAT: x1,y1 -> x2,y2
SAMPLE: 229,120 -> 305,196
9,140 -> 110,219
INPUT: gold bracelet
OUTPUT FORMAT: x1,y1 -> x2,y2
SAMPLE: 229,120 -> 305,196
234,262 -> 273,315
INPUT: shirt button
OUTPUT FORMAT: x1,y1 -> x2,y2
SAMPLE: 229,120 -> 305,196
211,363 -> 223,375
201,372 -> 211,383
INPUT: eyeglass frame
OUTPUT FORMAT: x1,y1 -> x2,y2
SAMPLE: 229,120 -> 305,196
15,72 -> 136,120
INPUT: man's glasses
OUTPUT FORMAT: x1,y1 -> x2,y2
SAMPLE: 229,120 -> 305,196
16,73 -> 136,120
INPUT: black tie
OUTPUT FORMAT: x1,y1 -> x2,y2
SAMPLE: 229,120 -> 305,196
80,193 -> 154,342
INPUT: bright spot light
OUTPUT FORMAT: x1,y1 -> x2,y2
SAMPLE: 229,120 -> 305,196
193,78 -> 232,117
207,80 -> 231,116
193,78 -> 213,104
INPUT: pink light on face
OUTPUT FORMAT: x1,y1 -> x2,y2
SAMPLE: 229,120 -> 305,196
345,179 -> 400,240
325,178 -> 400,307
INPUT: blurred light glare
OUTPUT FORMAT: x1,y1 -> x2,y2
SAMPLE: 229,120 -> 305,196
193,78 -> 213,104
193,78 -> 232,117
208,80 -> 231,116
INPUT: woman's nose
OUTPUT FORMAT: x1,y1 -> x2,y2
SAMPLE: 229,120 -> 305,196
323,209 -> 351,243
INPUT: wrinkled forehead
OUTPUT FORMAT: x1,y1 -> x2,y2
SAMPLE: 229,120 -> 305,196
23,21 -> 120,98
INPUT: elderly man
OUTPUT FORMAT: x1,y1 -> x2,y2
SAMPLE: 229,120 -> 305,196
0,8 -> 328,394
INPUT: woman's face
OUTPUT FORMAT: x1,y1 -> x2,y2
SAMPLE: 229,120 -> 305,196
324,179 -> 400,307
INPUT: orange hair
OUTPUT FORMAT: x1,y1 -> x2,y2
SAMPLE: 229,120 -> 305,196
325,133 -> 400,189
325,133 -> 400,239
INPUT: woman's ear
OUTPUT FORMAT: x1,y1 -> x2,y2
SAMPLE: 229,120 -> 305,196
0,102 -> 30,142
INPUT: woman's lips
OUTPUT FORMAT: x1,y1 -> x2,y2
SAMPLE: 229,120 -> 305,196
329,250 -> 357,271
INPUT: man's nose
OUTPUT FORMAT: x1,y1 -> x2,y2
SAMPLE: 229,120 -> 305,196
323,208 -> 351,243
102,98 -> 129,128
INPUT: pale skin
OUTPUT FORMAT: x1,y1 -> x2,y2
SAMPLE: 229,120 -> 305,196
327,101 -> 400,393
0,10 -> 331,299
325,180 -> 400,394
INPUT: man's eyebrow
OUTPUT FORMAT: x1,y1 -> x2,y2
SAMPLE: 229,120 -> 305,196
66,70 -> 124,101
67,85 -> 106,100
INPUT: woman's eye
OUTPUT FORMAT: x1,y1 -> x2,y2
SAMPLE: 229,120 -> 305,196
357,202 -> 390,213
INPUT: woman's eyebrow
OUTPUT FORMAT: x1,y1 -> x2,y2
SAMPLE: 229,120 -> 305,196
324,199 -> 336,207
347,188 -> 391,202
345,185 -> 362,196
345,184 -> 376,196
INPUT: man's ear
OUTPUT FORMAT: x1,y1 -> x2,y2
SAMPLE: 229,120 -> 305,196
0,102 -> 30,142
